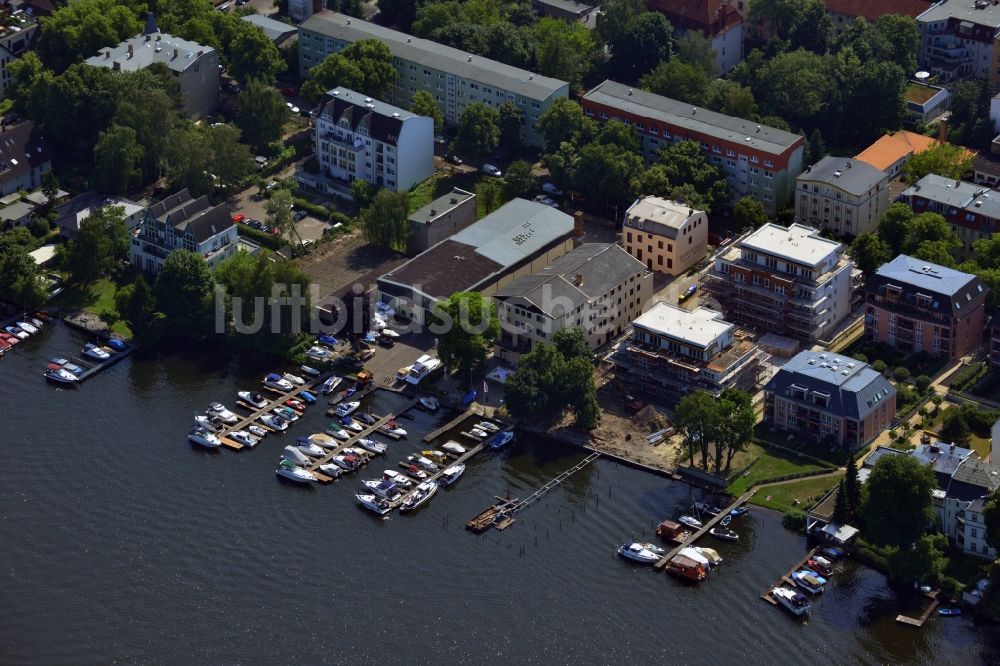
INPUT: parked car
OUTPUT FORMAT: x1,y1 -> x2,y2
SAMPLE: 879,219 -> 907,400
446,154 -> 463,165
483,164 -> 502,177
542,182 -> 563,195
378,336 -> 395,349
533,195 -> 558,208
286,102 -> 300,114
293,209 -> 308,221
250,219 -> 263,229
231,213 -> 246,223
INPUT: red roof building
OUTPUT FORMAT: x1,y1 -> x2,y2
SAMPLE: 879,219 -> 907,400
825,0 -> 932,32
647,0 -> 745,74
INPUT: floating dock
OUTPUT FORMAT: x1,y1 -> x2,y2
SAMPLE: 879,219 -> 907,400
654,489 -> 757,569
213,373 -> 334,446
896,592 -> 940,627
760,546 -> 821,605
391,441 -> 487,506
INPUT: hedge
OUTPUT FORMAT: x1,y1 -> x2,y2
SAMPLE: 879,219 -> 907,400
237,225 -> 283,250
293,197 -> 333,220
950,362 -> 988,393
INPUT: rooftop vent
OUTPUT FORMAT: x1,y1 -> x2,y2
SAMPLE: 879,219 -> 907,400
627,88 -> 633,96
467,56 -> 472,62
406,37 -> 411,42
365,97 -> 372,103
529,74 -> 534,80
392,112 -> 399,117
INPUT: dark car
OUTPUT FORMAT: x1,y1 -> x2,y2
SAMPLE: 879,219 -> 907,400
293,209 -> 308,221
446,154 -> 463,165
378,336 -> 395,348
337,355 -> 366,371
249,219 -> 263,229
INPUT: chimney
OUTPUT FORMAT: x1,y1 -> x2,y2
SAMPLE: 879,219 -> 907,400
573,210 -> 585,239
104,50 -> 110,59
939,117 -> 949,143
173,48 -> 178,60
574,273 -> 583,287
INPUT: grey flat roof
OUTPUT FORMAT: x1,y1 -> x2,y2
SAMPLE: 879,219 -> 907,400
85,32 -> 214,73
904,173 -> 1000,220
300,12 -> 568,100
582,80 -> 802,155
740,223 -> 842,268
632,303 -> 733,349
241,14 -> 297,43
450,198 -> 575,265
799,156 -> 887,195
917,0 -> 1000,27
408,188 -> 475,226
0,200 -> 35,220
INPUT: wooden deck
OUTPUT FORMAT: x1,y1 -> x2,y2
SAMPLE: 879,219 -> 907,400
896,592 -> 940,627
391,441 -> 487,506
760,546 -> 821,605
222,373 -> 332,436
654,489 -> 757,569
421,407 -> 480,442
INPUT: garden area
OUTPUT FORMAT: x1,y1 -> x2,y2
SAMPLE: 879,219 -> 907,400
726,441 -> 837,497
407,168 -> 488,216
50,275 -> 132,338
752,472 -> 844,514
924,402 -> 995,458
842,340 -> 950,379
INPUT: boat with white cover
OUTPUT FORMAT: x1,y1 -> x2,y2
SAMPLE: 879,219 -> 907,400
400,481 -> 438,512
439,464 -> 466,487
276,460 -> 317,484
617,542 -> 663,564
356,493 -> 392,515
188,427 -> 221,448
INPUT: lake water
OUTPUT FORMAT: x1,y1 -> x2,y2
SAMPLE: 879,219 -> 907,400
1,322 -> 997,664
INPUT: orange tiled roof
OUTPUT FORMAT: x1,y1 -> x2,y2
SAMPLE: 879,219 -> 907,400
854,131 -> 937,172
648,0 -> 742,36
824,0 -> 931,21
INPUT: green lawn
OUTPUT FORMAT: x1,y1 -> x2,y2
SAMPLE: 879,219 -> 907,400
408,169 -> 488,215
840,340 -> 949,378
753,424 -> 848,465
51,277 -> 132,338
926,406 -> 992,458
752,473 -> 844,514
727,442 -> 834,495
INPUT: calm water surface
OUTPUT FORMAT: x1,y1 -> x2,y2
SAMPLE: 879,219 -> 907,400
1,323 -> 997,665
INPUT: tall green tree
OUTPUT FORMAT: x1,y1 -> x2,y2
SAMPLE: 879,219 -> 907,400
889,533 -> 947,586
862,455 -> 937,548
153,250 -> 215,338
432,291 -> 499,378
675,31 -> 717,77
266,188 -> 295,242
658,140 -> 729,212
748,0 -> 833,53
62,205 -> 128,283
504,160 -> 536,199
0,241 -> 46,309
37,0 -> 143,72
608,12 -> 675,83
301,39 -> 397,103
734,197 -> 769,230
360,189 -> 411,251
717,388 -> 755,472
498,101 -> 524,155
903,142 -> 974,183
850,233 -> 891,275
531,17 -> 599,88
236,79 -> 289,151
453,102 -> 500,157
640,59 -> 712,106
844,453 -> 861,522
674,390 -> 718,469
94,125 -> 144,195
877,203 -> 915,256
596,0 -> 645,45
115,276 -> 165,345
575,142 -> 644,212
537,98 -> 597,154
228,23 -> 285,85
475,179 -> 508,215
409,90 -> 444,133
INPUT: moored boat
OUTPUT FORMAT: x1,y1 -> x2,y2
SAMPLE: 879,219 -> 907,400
617,541 -> 663,564
82,343 -> 110,360
335,400 -> 360,417
4,326 -> 28,339
45,367 -> 79,384
259,413 -> 288,431
380,421 -> 407,437
282,373 -> 306,386
791,570 -> 827,595
678,515 -> 702,529
325,424 -> 351,441
666,554 -> 707,582
238,391 -> 268,409
476,421 -> 500,433
357,438 -> 387,454
318,463 -> 344,478
382,470 -> 413,489
299,390 -> 317,404
272,406 -> 299,422
418,396 -> 439,411
356,493 -> 392,515
228,430 -> 258,447
206,402 -> 238,424
340,416 -> 363,432
406,455 -> 438,472
442,441 -> 466,455
16,321 -> 38,335
308,433 -> 339,449
462,428 -> 488,440
188,427 -> 221,448
938,607 -> 962,617
363,478 -> 402,501
248,425 -> 268,439
772,586 -> 812,616
355,412 -> 376,425
281,446 -> 311,465
276,460 -> 317,484
194,414 -> 222,432
488,431 -> 515,450
438,463 -> 466,487
400,481 -> 438,512
263,373 -> 294,391
321,375 -> 343,395
421,450 -> 448,465
300,364 -> 321,377
693,547 -> 723,567
106,338 -> 126,352
709,526 -> 739,541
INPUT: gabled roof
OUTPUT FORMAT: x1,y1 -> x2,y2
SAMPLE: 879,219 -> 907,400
854,132 -> 937,172
0,121 -> 50,187
148,188 -> 232,243
648,0 -> 743,36
315,87 -> 412,145
798,156 -> 888,195
240,14 -> 297,44
86,31 -> 215,74
946,457 -> 1000,501
824,0 -> 930,21
868,254 -> 987,317
765,350 -> 896,421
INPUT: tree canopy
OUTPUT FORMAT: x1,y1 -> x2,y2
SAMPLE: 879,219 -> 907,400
432,291 -> 499,378
37,0 -> 143,72
453,103 -> 500,157
236,79 -> 289,152
862,455 -> 937,548
360,190 -> 411,251
153,250 -> 215,338
410,90 -> 444,134
903,142 -> 974,183
301,39 -> 397,103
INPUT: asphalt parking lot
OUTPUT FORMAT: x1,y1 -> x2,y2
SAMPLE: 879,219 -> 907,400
360,329 -> 436,388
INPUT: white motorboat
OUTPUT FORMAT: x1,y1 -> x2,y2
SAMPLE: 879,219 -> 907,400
363,478 -> 403,501
272,406 -> 299,422
405,356 -> 442,385
228,430 -> 259,447
281,446 -> 311,466
335,401 -> 360,417
308,433 -> 339,449
45,368 -> 79,384
26,316 -> 43,328
442,441 -> 466,455
340,417 -> 363,432
382,470 -> 413,489
4,326 -> 27,339
791,570 -> 827,595
332,454 -> 361,471
300,364 -> 321,377
16,321 -> 38,334
276,460 -> 317,484
380,422 -> 407,437
248,425 -> 268,439
326,426 -> 351,441
318,463 -> 344,478
476,421 -> 500,433
282,372 -> 306,386
772,586 -> 812,616
678,547 -> 711,568
263,373 -> 294,391
617,542 -> 662,564
462,428 -> 488,440
237,391 -> 268,408
259,413 -> 288,431
400,481 -> 438,512
401,464 -> 428,480
188,427 -> 221,448
407,455 -> 438,472
194,415 -> 221,432
678,515 -> 703,529
419,396 -> 440,411
357,438 -> 387,454
710,526 -> 739,541
295,441 -> 326,458
206,402 -> 238,424
82,343 -> 110,360
693,547 -> 723,567
321,375 -> 343,394
356,493 -> 392,515
438,464 -> 466,487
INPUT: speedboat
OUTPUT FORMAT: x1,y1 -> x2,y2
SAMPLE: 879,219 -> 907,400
421,450 -> 448,465
27,316 -> 44,329
299,391 -> 317,404
228,430 -> 259,447
282,372 -> 306,386
16,321 -> 38,334
442,441 -> 466,455
463,428 -> 488,440
382,470 -> 413,489
343,447 -> 372,460
710,526 -> 739,541
238,391 -> 268,409
806,558 -> 833,576
263,373 -> 294,391
772,586 -> 812,616
300,364 -> 321,377
188,427 -> 221,448
356,493 -> 392,516
326,425 -> 351,441
340,416 -> 363,432
476,421 -> 500,433
317,333 -> 340,347
194,415 -> 222,432
308,433 -> 339,449
407,455 -> 438,472
676,547 -> 710,570
272,406 -> 299,422
321,375 -> 343,394
82,343 -> 110,360
62,362 -> 84,376
488,431 -> 514,450
355,412 -> 376,425
284,398 -> 306,412
281,446 -> 311,465
4,326 -> 27,339
729,506 -> 750,518
678,515 -> 702,529
294,438 -> 326,457
791,570 -> 827,594
693,547 -> 723,567
380,422 -> 407,437
381,328 -> 399,339
276,460 -> 317,484
206,402 -> 238,424
419,396 -> 440,411
401,463 -> 428,480
106,338 -> 126,351
821,547 -> 844,560
363,478 -> 403,501
335,401 -> 360,417
357,438 -> 387,455
938,607 -> 962,617
400,481 -> 438,512
259,413 -> 288,431
332,454 -> 361,471
318,463 -> 344,479
695,501 -> 722,516
45,367 -> 79,384
439,464 -> 466,487
248,425 -> 268,439
617,541 -> 663,564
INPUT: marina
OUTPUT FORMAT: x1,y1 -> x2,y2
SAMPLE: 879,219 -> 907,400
654,489 -> 757,569
760,546 -> 823,606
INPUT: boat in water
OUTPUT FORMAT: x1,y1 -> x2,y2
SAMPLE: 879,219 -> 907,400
300,364 -> 321,377
363,478 -> 403,501
476,421 -> 500,433
299,390 -> 317,405
382,470 -> 413,489
772,586 -> 812,616
462,428 -> 488,440
418,396 -> 439,411
380,421 -> 407,438
710,526 -> 739,542
678,547 -> 711,569
488,431 -> 515,450
406,455 -> 438,472
4,326 -> 27,339
729,506 -> 750,518
188,427 -> 221,448
238,391 -> 268,409
439,464 -> 466,487
281,446 -> 311,466
294,439 -> 326,458
282,373 -> 306,386
421,450 -> 448,465
16,321 -> 38,335
194,414 -> 222,432
321,375 -> 343,395
206,402 -> 238,424
442,441 -> 466,455
276,460 -> 317,484
106,338 -> 126,352
331,454 -> 362,472
308,433 -> 339,449
259,413 -> 288,431
325,424 -> 351,441
400,481 -> 438,512
617,541 -> 664,564
272,406 -> 299,422
357,438 -> 387,455
693,547 -> 723,567
335,401 -> 360,417
318,463 -> 344,479
791,570 -> 827,595
938,607 -> 962,617
44,367 -> 79,384
356,493 -> 392,516
263,373 -> 294,391
340,416 -> 363,432
82,343 -> 110,360
228,430 -> 259,448
248,425 -> 268,439
678,515 -> 702,529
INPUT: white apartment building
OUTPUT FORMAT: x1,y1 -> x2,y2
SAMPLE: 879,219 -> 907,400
310,87 -> 433,193
795,156 -> 890,237
495,243 -> 652,362
129,189 -> 238,273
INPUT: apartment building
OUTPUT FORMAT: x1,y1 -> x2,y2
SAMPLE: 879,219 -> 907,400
764,350 -> 897,451
495,243 -> 652,362
310,87 -> 433,193
854,131 -> 937,179
298,12 -> 569,147
622,197 -> 708,275
704,223 -> 856,343
990,313 -> 1000,371
580,80 -> 803,215
864,254 -> 988,360
613,303 -> 766,406
916,0 -> 1000,86
825,0 -> 931,34
129,189 -> 237,273
794,156 -> 890,237
85,26 -> 219,118
944,457 -> 1000,559
900,173 -> 1000,261
647,0 -> 744,74
0,10 -> 37,98
289,0 -> 323,22
0,120 -> 50,196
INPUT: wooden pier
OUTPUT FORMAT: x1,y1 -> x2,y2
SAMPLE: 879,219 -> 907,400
896,592 -> 940,627
654,489 -> 757,569
760,546 -> 821,605
217,373 -> 334,443
513,452 -> 602,516
421,407 -> 481,442
466,496 -> 522,532
389,441 -> 487,507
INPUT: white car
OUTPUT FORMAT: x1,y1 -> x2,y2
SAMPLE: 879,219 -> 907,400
286,102 -> 300,114
533,195 -> 558,208
483,164 -> 502,177
542,182 -> 563,195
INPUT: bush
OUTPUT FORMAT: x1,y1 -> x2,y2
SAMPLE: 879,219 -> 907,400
237,225 -> 283,250
782,509 -> 807,532
931,394 -> 943,406
872,359 -> 888,374
939,576 -> 964,600
894,366 -> 911,382
915,375 -> 931,395
950,362 -> 988,392
292,197 -> 332,219
852,353 -> 868,363
329,211 -> 352,226
29,216 -> 50,238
